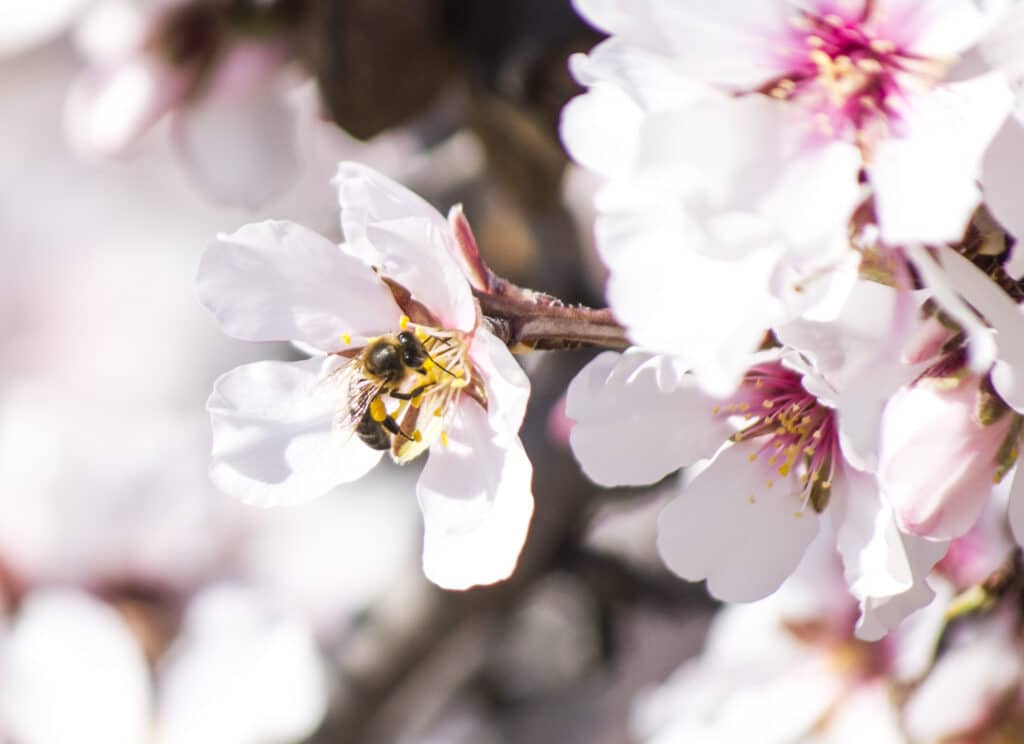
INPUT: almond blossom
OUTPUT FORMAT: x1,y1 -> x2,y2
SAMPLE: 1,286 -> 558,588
567,280 -> 945,638
197,163 -> 534,591
562,0 -> 1015,395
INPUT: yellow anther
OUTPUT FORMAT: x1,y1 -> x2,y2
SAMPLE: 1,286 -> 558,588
763,400 -> 775,409
812,430 -> 823,440
411,395 -> 423,408
399,315 -> 410,330
778,464 -> 791,476
790,15 -> 812,30
433,407 -> 443,417
869,39 -> 895,53
806,35 -> 825,48
738,403 -> 750,412
340,333 -> 352,345
369,398 -> 387,423
755,378 -> 764,388
800,472 -> 809,484
768,455 -> 778,465
857,58 -> 883,74
748,494 -> 757,504
804,447 -> 816,456
712,405 -> 721,415
415,328 -> 429,341
794,511 -> 804,519
412,430 -> 423,442
766,480 -> 774,489
748,453 -> 758,462
440,431 -> 449,447
824,14 -> 843,25
422,358 -> 434,370
821,481 -> 832,489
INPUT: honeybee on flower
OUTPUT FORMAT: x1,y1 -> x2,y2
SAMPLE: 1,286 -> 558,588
197,163 -> 534,591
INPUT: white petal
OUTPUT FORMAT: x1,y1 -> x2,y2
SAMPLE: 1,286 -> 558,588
871,73 -> 1013,245
334,162 -> 476,331
3,590 -> 151,744
982,114 -> 1024,240
172,84 -> 300,209
159,584 -> 327,744
418,400 -> 534,590
879,0 -> 992,57
1008,464 -> 1024,547
560,84 -> 644,178
832,468 -> 949,640
208,358 -> 382,507
821,681 -> 905,744
657,442 -> 821,602
567,350 -> 733,486
471,325 -> 531,435
933,245 -> 1024,412
197,220 -> 401,351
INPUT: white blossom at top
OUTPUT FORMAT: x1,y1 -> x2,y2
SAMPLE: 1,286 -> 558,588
197,163 -> 534,591
562,0 -> 1015,395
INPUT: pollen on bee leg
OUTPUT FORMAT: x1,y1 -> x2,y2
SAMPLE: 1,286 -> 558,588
412,430 -> 423,442
369,398 -> 387,423
399,315 -> 410,330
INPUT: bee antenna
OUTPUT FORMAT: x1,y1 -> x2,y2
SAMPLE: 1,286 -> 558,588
425,352 -> 457,378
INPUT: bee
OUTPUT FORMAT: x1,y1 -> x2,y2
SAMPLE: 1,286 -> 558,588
329,329 -> 461,458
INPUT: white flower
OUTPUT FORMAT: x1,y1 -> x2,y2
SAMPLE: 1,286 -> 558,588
562,0 -> 1014,393
567,280 -> 945,636
197,163 -> 534,591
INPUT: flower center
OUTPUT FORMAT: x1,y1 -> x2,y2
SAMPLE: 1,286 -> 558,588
766,10 -> 942,149
717,362 -> 839,513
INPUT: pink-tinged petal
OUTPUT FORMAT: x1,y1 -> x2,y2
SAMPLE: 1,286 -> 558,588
197,220 -> 400,351
871,73 -> 1013,245
418,400 -> 534,590
904,614 -> 1024,742
567,350 -> 733,487
334,162 -> 476,331
932,244 -> 1024,413
447,205 -> 490,292
3,591 -> 151,744
65,52 -> 191,156
158,585 -> 327,744
879,376 -> 1005,540
208,358 -> 383,508
470,325 -> 530,435
982,114 -> 1024,241
657,441 -> 821,602
172,84 -> 300,210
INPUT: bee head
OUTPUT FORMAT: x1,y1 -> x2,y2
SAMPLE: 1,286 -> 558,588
364,339 -> 404,380
397,330 -> 427,368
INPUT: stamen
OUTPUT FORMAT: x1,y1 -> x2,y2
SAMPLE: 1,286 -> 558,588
440,431 -> 449,447
399,315 -> 410,330
340,333 -> 352,345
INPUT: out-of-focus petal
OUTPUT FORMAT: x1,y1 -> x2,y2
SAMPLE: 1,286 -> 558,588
65,53 -> 190,156
657,441 -> 821,602
982,113 -> 1024,241
159,584 -> 327,744
335,162 -> 476,331
418,400 -> 533,590
172,83 -> 300,209
871,73 -> 1012,245
208,358 -> 382,507
567,350 -> 733,486
2,590 -> 151,744
197,220 -> 400,351
0,0 -> 92,57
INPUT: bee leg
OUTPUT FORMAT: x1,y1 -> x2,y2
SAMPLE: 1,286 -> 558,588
381,414 -> 416,442
388,383 -> 433,401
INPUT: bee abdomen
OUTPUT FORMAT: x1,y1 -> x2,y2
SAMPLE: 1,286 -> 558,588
355,411 -> 391,450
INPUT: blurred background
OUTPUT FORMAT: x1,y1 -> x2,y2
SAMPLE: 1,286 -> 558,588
0,2 -> 717,743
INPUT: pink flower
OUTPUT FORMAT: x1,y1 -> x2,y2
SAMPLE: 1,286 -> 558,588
197,163 -> 534,590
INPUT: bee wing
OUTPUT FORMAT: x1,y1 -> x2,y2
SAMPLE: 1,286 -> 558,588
316,358 -> 387,439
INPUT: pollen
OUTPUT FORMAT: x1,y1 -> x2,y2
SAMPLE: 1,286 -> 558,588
712,405 -> 721,415
340,333 -> 352,345
412,429 -> 423,442
869,38 -> 895,53
369,398 -> 387,423
748,494 -> 757,504
748,452 -> 758,462
399,315 -> 410,330
440,431 -> 449,447
433,406 -> 443,417
806,35 -> 825,48
766,480 -> 774,489
411,395 -> 423,408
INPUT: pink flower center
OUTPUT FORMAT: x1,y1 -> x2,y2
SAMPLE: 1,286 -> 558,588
717,362 -> 840,512
766,9 -> 942,148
